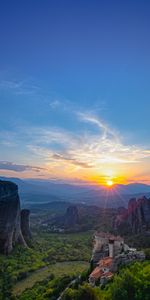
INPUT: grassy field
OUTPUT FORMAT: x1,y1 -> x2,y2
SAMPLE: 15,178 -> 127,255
13,261 -> 89,296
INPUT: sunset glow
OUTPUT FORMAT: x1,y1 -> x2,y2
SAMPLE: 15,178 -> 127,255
0,1 -> 149,186
106,180 -> 114,187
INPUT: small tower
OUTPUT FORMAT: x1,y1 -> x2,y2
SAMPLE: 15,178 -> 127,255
109,238 -> 114,258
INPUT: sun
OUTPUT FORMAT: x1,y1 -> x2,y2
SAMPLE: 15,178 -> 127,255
106,180 -> 114,186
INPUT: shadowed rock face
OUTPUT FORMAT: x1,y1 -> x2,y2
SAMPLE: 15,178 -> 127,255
64,205 -> 79,228
21,209 -> 32,243
114,196 -> 150,234
128,198 -> 141,233
0,180 -> 28,254
137,197 -> 150,230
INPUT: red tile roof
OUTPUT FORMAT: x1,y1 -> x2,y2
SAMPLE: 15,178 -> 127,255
98,257 -> 112,267
90,267 -> 103,279
90,257 -> 114,280
90,267 -> 113,280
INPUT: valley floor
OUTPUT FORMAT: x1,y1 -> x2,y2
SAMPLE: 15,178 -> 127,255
0,219 -> 149,300
13,261 -> 89,296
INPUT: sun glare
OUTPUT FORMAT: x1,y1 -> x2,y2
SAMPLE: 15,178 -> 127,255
106,180 -> 113,186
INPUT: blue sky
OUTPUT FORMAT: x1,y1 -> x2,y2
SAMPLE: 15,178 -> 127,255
0,0 -> 150,184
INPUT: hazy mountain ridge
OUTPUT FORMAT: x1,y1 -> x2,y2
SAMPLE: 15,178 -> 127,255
0,176 -> 150,208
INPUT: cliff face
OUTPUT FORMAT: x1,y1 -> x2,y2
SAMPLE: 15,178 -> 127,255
128,198 -> 141,233
0,180 -> 31,254
137,197 -> 150,230
114,196 -> 150,234
64,205 -> 79,228
21,209 -> 32,243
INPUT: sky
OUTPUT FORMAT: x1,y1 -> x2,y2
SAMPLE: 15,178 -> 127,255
0,0 -> 150,185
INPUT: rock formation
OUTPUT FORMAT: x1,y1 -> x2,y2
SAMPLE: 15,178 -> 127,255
114,196 -> 150,234
128,198 -> 141,233
21,209 -> 32,243
64,205 -> 79,228
0,180 -> 31,254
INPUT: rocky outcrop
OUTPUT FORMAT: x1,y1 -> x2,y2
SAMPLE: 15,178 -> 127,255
137,197 -> 150,230
64,205 -> 79,228
111,250 -> 145,273
21,209 -> 32,243
114,196 -> 150,234
0,180 -> 31,254
128,198 -> 141,233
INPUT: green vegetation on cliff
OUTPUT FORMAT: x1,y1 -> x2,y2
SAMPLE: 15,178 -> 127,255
62,261 -> 150,300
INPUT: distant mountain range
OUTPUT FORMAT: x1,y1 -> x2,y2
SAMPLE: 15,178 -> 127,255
0,176 -> 150,208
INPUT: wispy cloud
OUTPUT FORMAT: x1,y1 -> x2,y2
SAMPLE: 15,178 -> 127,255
0,109 -> 149,181
49,99 -> 61,109
0,131 -> 18,149
0,161 -> 46,172
24,114 -> 150,171
78,112 -> 119,141
49,98 -> 75,112
0,79 -> 40,95
52,153 -> 92,168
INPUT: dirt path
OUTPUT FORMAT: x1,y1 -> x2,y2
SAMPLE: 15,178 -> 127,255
57,277 -> 79,300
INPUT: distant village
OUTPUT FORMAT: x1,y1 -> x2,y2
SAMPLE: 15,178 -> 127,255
89,232 -> 145,286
